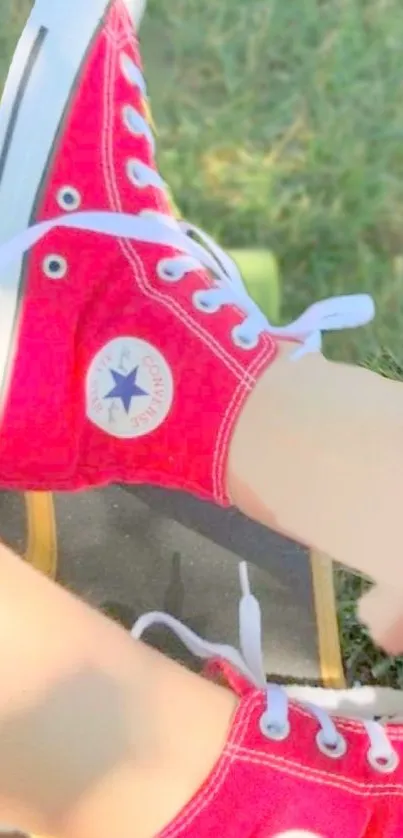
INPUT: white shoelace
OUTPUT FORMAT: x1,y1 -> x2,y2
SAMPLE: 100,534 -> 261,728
0,43 -> 394,771
132,562 -> 399,775
0,208 -> 375,358
0,49 -> 375,356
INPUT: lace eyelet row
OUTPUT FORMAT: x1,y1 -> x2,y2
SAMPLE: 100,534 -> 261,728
42,52 -> 153,280
157,261 -> 260,351
193,292 -> 260,349
39,52 -> 261,354
119,54 -> 262,353
259,709 -> 399,775
40,187 -> 81,277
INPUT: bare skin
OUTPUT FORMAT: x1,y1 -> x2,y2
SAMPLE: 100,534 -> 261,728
0,355 -> 400,834
0,544 -> 235,838
228,342 -> 403,651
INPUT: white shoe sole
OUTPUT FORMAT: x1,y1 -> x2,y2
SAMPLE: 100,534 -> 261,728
0,0 -> 146,406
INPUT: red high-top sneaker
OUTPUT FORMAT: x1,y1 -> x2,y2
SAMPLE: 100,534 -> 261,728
0,0 -> 374,500
133,564 -> 403,838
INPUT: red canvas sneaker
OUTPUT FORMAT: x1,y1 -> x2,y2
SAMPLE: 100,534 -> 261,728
0,0 -> 374,501
133,564 -> 403,838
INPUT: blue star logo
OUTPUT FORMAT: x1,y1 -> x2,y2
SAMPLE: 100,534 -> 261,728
104,367 -> 149,414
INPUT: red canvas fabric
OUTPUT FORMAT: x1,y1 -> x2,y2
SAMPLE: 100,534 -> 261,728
0,0 -> 279,502
160,661 -> 403,838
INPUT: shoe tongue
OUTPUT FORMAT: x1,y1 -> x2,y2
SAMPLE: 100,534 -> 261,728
204,658 -> 257,698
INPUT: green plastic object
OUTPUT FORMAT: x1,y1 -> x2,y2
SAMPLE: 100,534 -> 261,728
228,249 -> 281,323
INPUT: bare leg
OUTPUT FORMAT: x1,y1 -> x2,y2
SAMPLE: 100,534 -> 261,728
0,545 -> 401,838
0,0 -> 400,653
229,345 -> 403,649
0,544 -> 235,838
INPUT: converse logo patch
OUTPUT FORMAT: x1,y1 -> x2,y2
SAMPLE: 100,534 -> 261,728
86,337 -> 174,439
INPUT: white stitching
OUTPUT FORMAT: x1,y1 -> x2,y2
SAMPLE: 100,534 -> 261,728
159,693 -> 258,838
101,18 -> 260,383
212,334 -> 276,500
228,746 -> 403,796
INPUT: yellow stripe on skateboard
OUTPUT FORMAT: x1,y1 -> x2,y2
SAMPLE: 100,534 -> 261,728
311,551 -> 345,688
24,492 -> 58,579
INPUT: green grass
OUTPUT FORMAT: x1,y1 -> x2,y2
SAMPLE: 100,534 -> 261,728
141,0 -> 403,688
140,0 -> 403,366
2,0 -> 403,686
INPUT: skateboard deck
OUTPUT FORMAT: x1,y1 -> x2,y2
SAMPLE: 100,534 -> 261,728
0,488 -> 344,687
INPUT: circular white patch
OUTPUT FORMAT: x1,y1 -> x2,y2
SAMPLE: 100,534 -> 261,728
86,337 -> 174,439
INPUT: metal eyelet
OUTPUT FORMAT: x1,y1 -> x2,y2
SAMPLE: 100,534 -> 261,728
120,53 -> 138,84
42,255 -> 68,280
231,326 -> 259,351
316,729 -> 347,760
126,159 -> 148,189
57,186 -> 81,212
367,747 -> 399,775
122,105 -> 144,136
259,712 -> 291,742
192,291 -> 220,314
157,259 -> 185,283
119,53 -> 147,95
